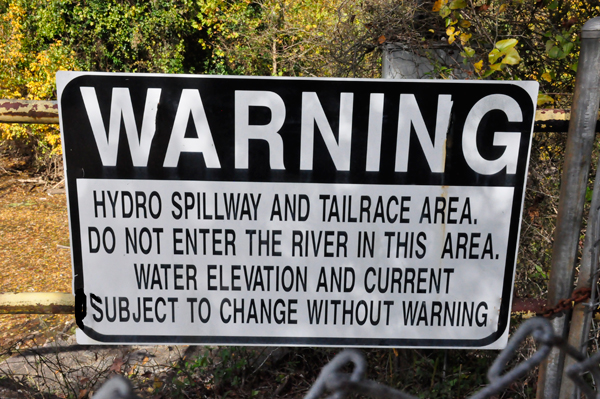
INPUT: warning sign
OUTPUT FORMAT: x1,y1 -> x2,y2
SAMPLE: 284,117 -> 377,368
57,72 -> 538,348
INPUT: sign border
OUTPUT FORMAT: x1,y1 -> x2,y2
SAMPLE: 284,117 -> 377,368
58,71 -> 538,348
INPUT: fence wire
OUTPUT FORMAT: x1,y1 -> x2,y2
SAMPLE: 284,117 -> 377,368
90,317 -> 600,399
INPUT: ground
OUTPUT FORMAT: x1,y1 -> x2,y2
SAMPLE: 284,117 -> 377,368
0,155 -> 317,398
0,157 -> 74,350
0,153 -> 540,399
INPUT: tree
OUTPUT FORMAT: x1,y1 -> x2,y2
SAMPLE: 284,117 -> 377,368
0,0 -> 206,167
0,1 -> 77,164
1,0 -> 595,166
39,0 -> 205,74
195,0 -> 380,77
428,0 -> 600,106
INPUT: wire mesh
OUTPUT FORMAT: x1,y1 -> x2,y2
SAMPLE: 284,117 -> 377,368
302,318 -> 600,399
90,317 -> 600,399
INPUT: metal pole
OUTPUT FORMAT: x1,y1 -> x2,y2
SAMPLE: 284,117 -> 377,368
559,148 -> 600,399
559,20 -> 600,399
537,17 -> 600,399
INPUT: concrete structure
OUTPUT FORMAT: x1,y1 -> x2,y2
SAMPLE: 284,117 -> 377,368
382,43 -> 471,79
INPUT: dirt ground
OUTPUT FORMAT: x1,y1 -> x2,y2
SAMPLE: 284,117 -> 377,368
0,157 -> 74,349
0,159 -> 204,398
0,158 -> 312,399
0,154 -> 541,399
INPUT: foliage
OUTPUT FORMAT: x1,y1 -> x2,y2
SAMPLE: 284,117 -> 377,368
514,132 -> 567,298
172,346 -> 252,396
195,0 -> 379,77
367,349 -> 503,399
0,0 -> 206,164
430,0 -> 525,78
0,171 -> 550,399
0,1 -> 77,161
0,2 -> 598,399
55,0 -> 203,73
429,0 -> 599,105
0,0 -> 597,161
327,0 -> 597,106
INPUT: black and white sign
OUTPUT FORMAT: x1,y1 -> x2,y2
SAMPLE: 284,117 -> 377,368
57,72 -> 538,348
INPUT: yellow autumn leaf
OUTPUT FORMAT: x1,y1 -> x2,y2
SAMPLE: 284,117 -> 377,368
432,0 -> 446,12
488,48 -> 502,64
459,32 -> 472,45
541,72 -> 552,82
502,47 -> 521,65
449,0 -> 467,9
474,60 -> 483,72
498,3 -> 507,13
537,94 -> 554,106
495,38 -> 518,52
463,46 -> 475,57
446,26 -> 458,44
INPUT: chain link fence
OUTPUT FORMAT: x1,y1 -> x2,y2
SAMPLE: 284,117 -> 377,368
69,129 -> 600,398
89,317 -> 600,399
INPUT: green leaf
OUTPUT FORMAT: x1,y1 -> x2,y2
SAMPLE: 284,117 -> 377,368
440,6 -> 451,17
463,46 -> 475,57
571,61 -> 579,72
586,186 -> 593,203
8,201 -> 33,207
495,38 -> 518,52
501,47 -> 521,65
545,40 -> 555,53
449,0 -> 467,9
534,265 -> 548,278
548,46 -> 560,58
535,265 -> 543,273
562,42 -> 574,54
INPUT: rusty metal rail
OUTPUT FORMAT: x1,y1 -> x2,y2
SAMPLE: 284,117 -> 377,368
0,99 -> 594,132
0,292 -> 74,314
0,99 -> 58,124
534,109 -> 588,132
0,292 -> 548,315
0,100 -> 592,315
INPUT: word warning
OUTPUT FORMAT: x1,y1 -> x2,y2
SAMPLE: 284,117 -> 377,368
57,72 -> 538,348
